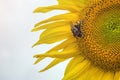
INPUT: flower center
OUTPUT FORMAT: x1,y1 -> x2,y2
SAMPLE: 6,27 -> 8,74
79,0 -> 120,71
96,6 -> 120,44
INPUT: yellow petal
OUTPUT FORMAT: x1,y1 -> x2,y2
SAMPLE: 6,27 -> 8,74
32,32 -> 71,47
57,0 -> 85,9
47,37 -> 76,52
58,0 -> 85,12
34,49 -> 79,59
40,58 -> 67,72
62,60 -> 90,80
34,50 -> 59,64
40,25 -> 71,38
34,57 -> 45,64
114,71 -> 120,80
79,66 -> 104,80
34,42 -> 79,58
32,21 -> 69,31
101,72 -> 114,80
34,37 -> 76,64
57,0 -> 75,5
57,0 -> 82,5
34,5 -> 80,13
32,24 -> 73,47
35,13 -> 79,27
64,56 -> 84,75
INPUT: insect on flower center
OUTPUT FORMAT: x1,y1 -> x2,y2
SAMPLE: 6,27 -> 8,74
78,0 -> 120,71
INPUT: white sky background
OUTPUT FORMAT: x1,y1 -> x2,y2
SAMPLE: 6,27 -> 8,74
0,0 -> 69,80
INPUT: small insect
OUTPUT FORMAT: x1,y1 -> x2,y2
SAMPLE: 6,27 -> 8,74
71,20 -> 84,38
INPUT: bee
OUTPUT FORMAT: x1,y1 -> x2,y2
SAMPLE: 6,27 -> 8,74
71,20 -> 84,38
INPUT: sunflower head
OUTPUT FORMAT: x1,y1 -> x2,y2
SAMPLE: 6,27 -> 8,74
79,0 -> 120,71
33,0 -> 120,80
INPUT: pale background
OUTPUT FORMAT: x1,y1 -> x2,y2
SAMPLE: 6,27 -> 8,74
0,0 -> 69,80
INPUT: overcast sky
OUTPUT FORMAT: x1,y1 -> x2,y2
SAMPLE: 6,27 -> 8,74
0,0 -> 69,80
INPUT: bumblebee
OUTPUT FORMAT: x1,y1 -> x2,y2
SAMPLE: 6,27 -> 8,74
71,20 -> 84,38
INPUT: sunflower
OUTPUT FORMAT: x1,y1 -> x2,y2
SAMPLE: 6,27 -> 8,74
32,0 -> 120,80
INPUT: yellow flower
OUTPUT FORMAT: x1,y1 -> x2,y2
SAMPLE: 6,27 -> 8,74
32,0 -> 120,80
